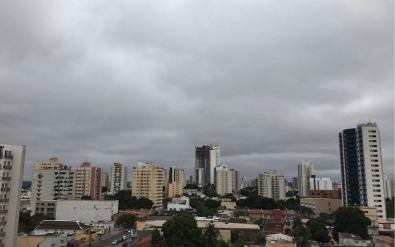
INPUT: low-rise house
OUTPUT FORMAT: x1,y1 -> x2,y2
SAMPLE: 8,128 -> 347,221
249,209 -> 286,222
31,220 -> 96,242
167,197 -> 192,211
338,232 -> 371,246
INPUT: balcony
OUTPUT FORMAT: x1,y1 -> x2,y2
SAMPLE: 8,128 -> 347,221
0,210 -> 7,214
4,154 -> 13,159
1,177 -> 11,181
0,188 -> 10,192
0,199 -> 8,202
0,221 -> 6,225
3,165 -> 12,169
0,232 -> 5,237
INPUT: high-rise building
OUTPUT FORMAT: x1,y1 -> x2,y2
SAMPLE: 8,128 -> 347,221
132,162 -> 164,209
169,166 -> 185,186
71,162 -> 102,200
309,176 -> 333,190
31,159 -> 76,214
33,157 -> 63,170
339,122 -> 387,219
214,164 -> 233,195
258,171 -> 285,200
110,163 -> 128,193
383,172 -> 393,199
0,144 -> 26,247
230,169 -> 241,192
195,145 -> 220,187
292,177 -> 298,191
298,161 -> 314,197
102,172 -> 109,188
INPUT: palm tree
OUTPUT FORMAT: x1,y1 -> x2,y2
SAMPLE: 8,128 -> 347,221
204,223 -> 220,247
294,225 -> 312,247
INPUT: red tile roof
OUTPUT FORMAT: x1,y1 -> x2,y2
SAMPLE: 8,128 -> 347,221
134,236 -> 152,247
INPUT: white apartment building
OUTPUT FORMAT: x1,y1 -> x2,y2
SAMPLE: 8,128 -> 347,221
0,144 -> 26,247
209,145 -> 221,185
110,163 -> 128,193
298,161 -> 314,197
309,177 -> 333,190
31,161 -> 76,215
56,200 -> 118,224
167,197 -> 192,211
230,169 -> 241,192
215,164 -> 233,195
257,171 -> 285,200
383,172 -> 393,199
339,122 -> 387,219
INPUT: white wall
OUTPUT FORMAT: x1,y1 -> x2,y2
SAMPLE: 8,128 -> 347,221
56,200 -> 118,223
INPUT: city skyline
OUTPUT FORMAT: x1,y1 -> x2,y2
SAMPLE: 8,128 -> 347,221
0,1 -> 393,182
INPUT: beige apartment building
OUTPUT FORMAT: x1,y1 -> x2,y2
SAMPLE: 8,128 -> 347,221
71,162 -> 102,200
300,198 -> 342,215
167,183 -> 183,198
33,157 -> 63,170
102,172 -> 109,188
132,162 -> 164,209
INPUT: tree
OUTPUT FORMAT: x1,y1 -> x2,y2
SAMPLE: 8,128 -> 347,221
333,207 -> 371,241
104,190 -> 154,210
81,195 -> 93,200
102,186 -> 108,193
116,214 -> 136,229
386,197 -> 394,218
203,223 -> 220,247
18,211 -> 54,233
162,214 -> 203,247
233,239 -> 249,247
231,230 -> 240,243
217,239 -> 231,247
256,232 -> 266,246
197,204 -> 207,217
151,228 -> 165,247
319,213 -> 334,226
184,184 -> 200,190
204,199 -> 221,209
306,218 -> 330,245
292,217 -> 303,235
294,225 -> 311,247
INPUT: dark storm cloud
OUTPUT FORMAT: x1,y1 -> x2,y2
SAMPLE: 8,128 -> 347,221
0,1 -> 393,181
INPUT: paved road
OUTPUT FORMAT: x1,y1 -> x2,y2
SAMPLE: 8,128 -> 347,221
86,232 -> 136,247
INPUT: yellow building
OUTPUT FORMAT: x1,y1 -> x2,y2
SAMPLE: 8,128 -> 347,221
33,157 -> 63,170
71,162 -> 103,200
132,162 -> 164,209
167,183 -> 183,198
359,206 -> 378,226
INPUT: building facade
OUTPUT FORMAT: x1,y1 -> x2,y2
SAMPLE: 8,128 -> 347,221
309,176 -> 333,190
168,166 -> 185,186
71,162 -> 102,200
132,162 -> 164,209
215,164 -> 233,195
257,171 -> 285,200
297,161 -> 314,197
195,145 -> 220,187
310,189 -> 341,199
31,160 -> 76,215
0,144 -> 26,247
167,183 -> 183,198
339,122 -> 387,219
292,177 -> 298,191
35,200 -> 57,219
300,198 -> 342,215
102,172 -> 109,189
110,163 -> 128,193
230,169 -> 241,192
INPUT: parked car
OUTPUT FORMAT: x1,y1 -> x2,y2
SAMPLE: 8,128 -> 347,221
118,237 -> 124,242
112,239 -> 118,245
123,235 -> 127,240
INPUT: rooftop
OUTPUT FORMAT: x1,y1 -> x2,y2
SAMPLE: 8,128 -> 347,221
35,220 -> 93,231
338,232 -> 363,240
144,220 -> 260,230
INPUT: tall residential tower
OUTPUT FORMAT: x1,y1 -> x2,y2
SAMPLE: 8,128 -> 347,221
110,163 -> 128,193
339,122 -> 387,219
298,161 -> 314,197
195,144 -> 220,187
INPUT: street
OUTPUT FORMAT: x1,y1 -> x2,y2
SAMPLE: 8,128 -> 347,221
87,232 -> 136,247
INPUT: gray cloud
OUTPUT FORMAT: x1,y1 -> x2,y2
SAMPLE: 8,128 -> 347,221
0,1 -> 393,182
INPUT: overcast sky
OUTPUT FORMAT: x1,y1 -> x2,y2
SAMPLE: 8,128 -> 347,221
1,1 -> 393,182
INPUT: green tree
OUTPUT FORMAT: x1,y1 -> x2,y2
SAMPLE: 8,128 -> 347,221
203,223 -> 219,247
292,217 -> 303,235
217,239 -> 231,247
204,199 -> 221,209
333,207 -> 371,241
18,211 -> 54,233
307,218 -> 330,245
184,184 -> 200,190
101,186 -> 108,193
81,195 -> 92,200
231,230 -> 240,243
319,213 -> 334,226
233,239 -> 249,247
162,214 -> 203,247
190,197 -> 205,209
197,204 -> 207,216
104,190 -> 154,210
151,228 -> 165,247
294,225 -> 311,247
256,232 -> 266,245
116,214 -> 136,229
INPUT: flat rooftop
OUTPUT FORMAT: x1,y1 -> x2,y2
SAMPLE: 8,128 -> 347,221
144,220 -> 260,230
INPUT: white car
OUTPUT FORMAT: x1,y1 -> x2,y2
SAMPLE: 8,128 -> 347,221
112,240 -> 118,245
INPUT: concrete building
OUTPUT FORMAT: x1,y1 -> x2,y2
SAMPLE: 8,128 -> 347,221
298,161 -> 314,197
167,197 -> 192,211
33,157 -> 62,170
167,183 -> 183,198
310,189 -> 341,199
339,122 -> 387,219
215,164 -> 233,195
132,162 -> 164,209
358,206 -> 379,228
55,200 -> 117,227
35,200 -> 57,219
168,166 -> 185,187
230,169 -> 241,192
195,145 -> 220,187
292,177 -> 298,191
31,161 -> 76,214
102,172 -> 109,188
300,198 -> 342,215
258,171 -> 285,200
338,232 -> 371,246
110,163 -> 128,193
71,162 -> 102,200
0,144 -> 26,247
383,172 -> 393,199
309,176 -> 333,190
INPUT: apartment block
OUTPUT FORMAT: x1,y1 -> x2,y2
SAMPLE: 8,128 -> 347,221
0,144 -> 26,247
110,163 -> 128,193
33,157 -> 62,170
169,166 -> 185,186
167,183 -> 183,198
300,198 -> 342,215
132,162 -> 164,209
339,122 -> 387,219
215,164 -> 233,195
71,162 -> 102,200
230,169 -> 241,192
298,161 -> 314,197
309,176 -> 333,190
258,171 -> 285,200
310,189 -> 341,199
195,145 -> 220,187
34,200 -> 57,219
31,160 -> 76,214
102,172 -> 109,188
